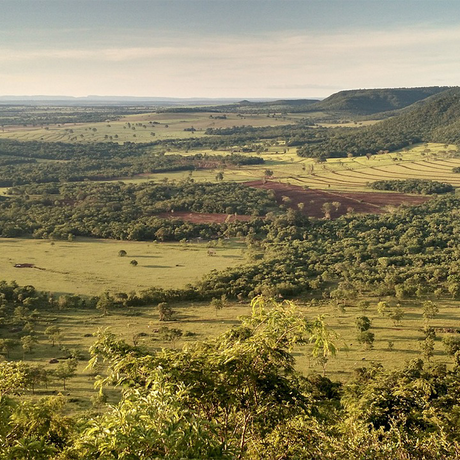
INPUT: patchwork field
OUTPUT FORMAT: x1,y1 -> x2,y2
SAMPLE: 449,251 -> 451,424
0,111 -> 296,143
95,143 -> 460,193
285,144 -> 460,190
0,237 -> 246,296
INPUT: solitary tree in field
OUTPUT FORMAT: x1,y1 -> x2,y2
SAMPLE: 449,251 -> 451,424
96,291 -> 115,316
420,336 -> 435,361
0,338 -> 18,360
389,305 -> 405,326
53,358 -> 78,391
158,302 -> 175,321
377,301 -> 388,316
118,250 -> 127,257
21,335 -> 37,359
356,316 -> 371,333
45,326 -> 62,347
356,316 -> 374,349
332,201 -> 341,212
211,295 -> 228,317
423,301 -> 439,322
322,202 -> 334,219
358,331 -> 375,349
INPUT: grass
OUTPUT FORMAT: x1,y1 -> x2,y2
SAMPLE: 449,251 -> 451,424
8,294 -> 460,411
92,143 -> 460,192
283,143 -> 460,190
0,112 -> 295,144
0,237 -> 246,296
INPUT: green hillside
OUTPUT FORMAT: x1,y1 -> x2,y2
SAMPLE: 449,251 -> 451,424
306,86 -> 452,116
298,87 -> 460,158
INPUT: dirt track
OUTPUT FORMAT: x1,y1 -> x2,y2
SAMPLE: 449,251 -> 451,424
158,211 -> 253,224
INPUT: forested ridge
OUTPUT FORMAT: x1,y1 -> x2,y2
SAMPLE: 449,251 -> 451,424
298,88 -> 460,158
304,86 -> 452,115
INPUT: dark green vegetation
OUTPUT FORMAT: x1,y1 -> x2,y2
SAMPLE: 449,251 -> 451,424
298,87 -> 460,158
305,86 -> 450,116
0,139 -> 263,186
0,181 -> 275,240
369,178 -> 454,194
196,195 -> 460,300
2,87 -> 460,458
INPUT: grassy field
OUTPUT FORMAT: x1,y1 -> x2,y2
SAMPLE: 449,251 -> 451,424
90,143 -> 460,192
0,237 -> 246,296
283,144 -> 460,190
9,293 -> 460,411
0,111 -> 295,143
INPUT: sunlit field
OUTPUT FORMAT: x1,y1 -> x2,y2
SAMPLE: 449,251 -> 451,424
0,237 -> 246,296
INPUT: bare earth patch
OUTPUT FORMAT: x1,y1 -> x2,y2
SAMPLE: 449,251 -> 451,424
244,180 -> 430,218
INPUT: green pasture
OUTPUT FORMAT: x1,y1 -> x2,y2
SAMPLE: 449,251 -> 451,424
106,143 -> 460,191
271,143 -> 460,190
0,237 -> 246,296
0,111 -> 294,144
7,293 -> 460,409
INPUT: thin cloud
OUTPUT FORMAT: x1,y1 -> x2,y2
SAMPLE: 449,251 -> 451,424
2,24 -> 460,97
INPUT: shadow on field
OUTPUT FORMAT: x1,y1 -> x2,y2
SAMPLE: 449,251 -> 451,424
144,264 -> 172,269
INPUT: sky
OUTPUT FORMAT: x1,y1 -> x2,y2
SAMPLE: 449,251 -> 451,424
1,0 -> 460,99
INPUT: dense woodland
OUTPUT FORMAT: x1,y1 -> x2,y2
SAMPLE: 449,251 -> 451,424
0,181 -> 276,240
369,179 -> 454,194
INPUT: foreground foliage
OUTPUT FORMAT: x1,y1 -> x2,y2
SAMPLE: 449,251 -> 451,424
1,298 -> 460,458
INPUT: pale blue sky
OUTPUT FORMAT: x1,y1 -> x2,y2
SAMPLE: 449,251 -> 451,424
1,0 -> 459,98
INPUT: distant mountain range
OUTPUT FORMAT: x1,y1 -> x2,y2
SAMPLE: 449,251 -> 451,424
0,96 -> 285,106
1,87 -> 458,120
230,87 -> 456,116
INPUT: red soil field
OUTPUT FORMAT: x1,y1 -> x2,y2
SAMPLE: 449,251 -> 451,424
244,180 -> 430,219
